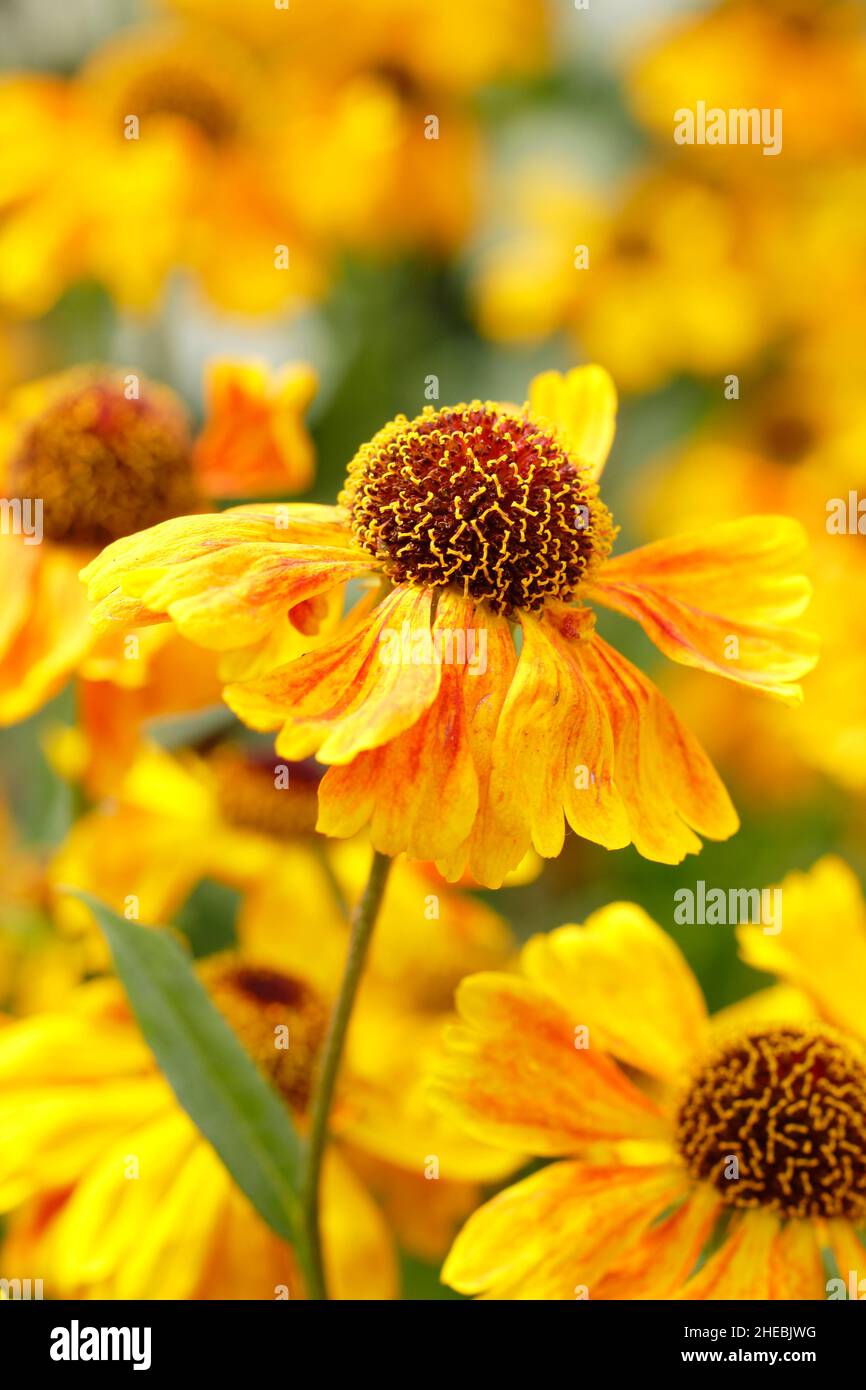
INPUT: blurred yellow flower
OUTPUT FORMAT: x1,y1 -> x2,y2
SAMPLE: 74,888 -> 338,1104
83,366 -> 816,885
473,168 -> 770,390
0,365 -> 201,724
436,869 -> 866,1299
628,0 -> 866,168
0,23 -> 324,316
0,751 -> 517,1290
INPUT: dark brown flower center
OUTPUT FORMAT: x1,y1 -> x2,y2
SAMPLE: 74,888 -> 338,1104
202,959 -> 329,1113
210,749 -> 320,839
676,1026 -> 866,1220
341,402 -> 613,615
7,370 -> 201,546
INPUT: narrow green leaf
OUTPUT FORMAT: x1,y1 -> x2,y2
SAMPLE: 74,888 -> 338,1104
71,891 -> 305,1252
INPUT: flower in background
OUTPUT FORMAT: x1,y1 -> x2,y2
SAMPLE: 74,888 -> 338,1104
435,866 -> 866,1299
0,365 -> 201,724
0,764 -> 518,1293
83,366 -> 817,885
473,168 -> 770,391
628,0 -> 866,169
0,356 -> 317,727
0,22 -> 324,316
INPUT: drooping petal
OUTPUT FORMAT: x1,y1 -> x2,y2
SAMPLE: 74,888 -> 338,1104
81,504 -> 363,629
521,907 -> 709,1084
432,972 -> 670,1157
737,856 -> 866,1042
317,591 -> 480,859
589,517 -> 819,704
434,599 -> 519,886
226,585 -> 441,764
442,1160 -> 686,1299
579,634 -> 740,863
527,364 -> 618,480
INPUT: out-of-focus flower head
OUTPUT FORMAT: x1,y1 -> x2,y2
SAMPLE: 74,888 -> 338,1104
83,365 -> 817,886
0,740 -> 519,1289
435,857 -> 866,1299
0,22 -> 325,317
472,167 -> 771,391
0,357 -> 317,729
628,0 -> 866,170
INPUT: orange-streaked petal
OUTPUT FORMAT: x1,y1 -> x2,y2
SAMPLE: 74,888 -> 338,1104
580,634 -> 739,862
119,543 -> 375,652
442,1160 -> 686,1299
317,590 -> 480,858
522,906 -> 708,1084
433,972 -> 670,1156
679,1211 -> 779,1300
81,504 -> 360,624
194,359 -> 317,498
226,585 -> 441,763
589,517 -> 818,704
769,1219 -> 826,1300
737,856 -> 866,1043
434,600 -> 518,886
527,364 -> 617,480
594,1186 -> 719,1299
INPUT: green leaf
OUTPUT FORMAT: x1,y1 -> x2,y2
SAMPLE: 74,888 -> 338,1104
71,891 -> 306,1255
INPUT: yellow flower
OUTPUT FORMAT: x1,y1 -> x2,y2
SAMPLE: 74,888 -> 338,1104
83,365 -> 817,886
0,356 -> 317,727
628,0 -> 866,168
436,863 -> 866,1299
168,0 -> 548,93
0,23 -> 325,316
473,169 -> 770,390
0,366 -> 201,724
0,777 -> 517,1291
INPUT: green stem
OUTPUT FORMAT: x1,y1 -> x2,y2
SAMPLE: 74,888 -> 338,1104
300,849 -> 392,1299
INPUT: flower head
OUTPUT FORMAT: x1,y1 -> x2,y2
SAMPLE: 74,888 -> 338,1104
434,858 -> 866,1299
81,365 -> 818,886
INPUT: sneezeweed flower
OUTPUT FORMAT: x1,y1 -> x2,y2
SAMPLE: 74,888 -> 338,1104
83,365 -> 818,887
628,0 -> 866,169
0,843 -> 517,1294
0,365 -> 200,724
0,357 -> 317,727
435,875 -> 866,1299
472,169 -> 770,390
0,23 -> 324,317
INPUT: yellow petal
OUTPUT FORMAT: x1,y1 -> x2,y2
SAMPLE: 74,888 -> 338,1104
589,517 -> 819,704
522,906 -> 708,1083
226,584 -> 441,763
679,1210 -> 779,1300
442,1160 -> 685,1299
527,364 -> 617,480
737,856 -> 866,1042
433,972 -> 670,1156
